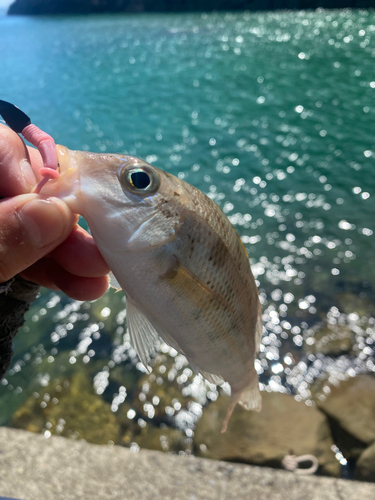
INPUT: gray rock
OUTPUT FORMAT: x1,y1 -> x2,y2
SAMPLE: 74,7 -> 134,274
1,426 -> 375,500
194,392 -> 340,477
355,442 -> 375,482
317,375 -> 375,458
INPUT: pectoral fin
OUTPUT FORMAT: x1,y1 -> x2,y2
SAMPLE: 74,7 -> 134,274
126,296 -> 160,371
126,256 -> 233,384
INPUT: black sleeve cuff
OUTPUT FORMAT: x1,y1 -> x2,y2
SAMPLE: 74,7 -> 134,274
0,276 -> 40,379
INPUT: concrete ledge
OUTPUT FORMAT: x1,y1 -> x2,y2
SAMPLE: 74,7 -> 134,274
1,427 -> 375,500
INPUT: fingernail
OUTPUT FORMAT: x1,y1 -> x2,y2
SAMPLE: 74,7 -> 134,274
19,198 -> 67,248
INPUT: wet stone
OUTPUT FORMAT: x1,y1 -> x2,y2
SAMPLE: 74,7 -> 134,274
355,442 -> 375,482
316,375 -> 375,460
194,392 -> 340,477
11,372 -> 120,445
132,426 -> 188,453
334,292 -> 375,318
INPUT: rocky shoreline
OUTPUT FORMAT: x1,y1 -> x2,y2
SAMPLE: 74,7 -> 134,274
7,0 -> 375,16
4,281 -> 374,484
10,372 -> 375,482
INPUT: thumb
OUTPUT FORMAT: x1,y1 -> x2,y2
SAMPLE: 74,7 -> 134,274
0,194 -> 75,283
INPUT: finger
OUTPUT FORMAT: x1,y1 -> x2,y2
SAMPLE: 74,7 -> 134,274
19,259 -> 60,291
0,124 -> 42,197
50,224 -> 110,278
0,194 -> 74,282
20,258 -> 109,301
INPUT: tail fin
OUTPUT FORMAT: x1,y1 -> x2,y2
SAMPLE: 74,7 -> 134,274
221,374 -> 261,433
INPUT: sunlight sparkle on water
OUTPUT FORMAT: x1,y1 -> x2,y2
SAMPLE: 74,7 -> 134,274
1,8 -> 374,450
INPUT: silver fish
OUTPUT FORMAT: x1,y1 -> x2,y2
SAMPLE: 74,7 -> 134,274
42,146 -> 263,432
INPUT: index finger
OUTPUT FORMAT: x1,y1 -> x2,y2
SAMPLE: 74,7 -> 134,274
0,123 -> 43,197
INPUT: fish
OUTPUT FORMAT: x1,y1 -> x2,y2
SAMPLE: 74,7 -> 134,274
41,146 -> 263,432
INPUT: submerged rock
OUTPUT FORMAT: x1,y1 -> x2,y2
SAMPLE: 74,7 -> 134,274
317,375 -> 375,459
194,391 -> 340,477
10,355 -> 191,454
132,354 -> 192,423
335,292 -> 375,318
12,372 -> 120,444
132,426 -> 188,453
305,324 -> 354,356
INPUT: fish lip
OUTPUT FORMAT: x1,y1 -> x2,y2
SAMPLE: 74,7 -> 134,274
36,145 -> 83,213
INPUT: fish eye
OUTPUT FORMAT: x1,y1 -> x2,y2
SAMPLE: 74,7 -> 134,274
120,165 -> 160,195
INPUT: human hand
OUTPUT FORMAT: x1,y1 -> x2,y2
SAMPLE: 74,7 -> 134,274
0,123 -> 110,300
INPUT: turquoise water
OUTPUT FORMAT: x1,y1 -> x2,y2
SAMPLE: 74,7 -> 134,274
0,9 -> 374,444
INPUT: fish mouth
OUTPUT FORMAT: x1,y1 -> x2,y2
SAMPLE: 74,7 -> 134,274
56,144 -> 80,183
39,145 -> 83,214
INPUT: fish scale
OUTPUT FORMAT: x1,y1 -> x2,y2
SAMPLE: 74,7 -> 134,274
167,200 -> 257,364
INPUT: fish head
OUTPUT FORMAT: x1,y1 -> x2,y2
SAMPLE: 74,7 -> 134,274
40,146 -> 185,254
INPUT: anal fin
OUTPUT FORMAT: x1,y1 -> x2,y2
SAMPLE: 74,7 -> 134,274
221,373 -> 262,433
188,360 -> 224,386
